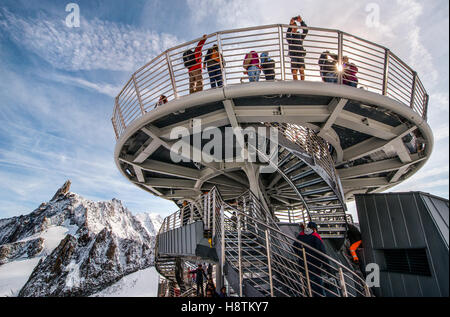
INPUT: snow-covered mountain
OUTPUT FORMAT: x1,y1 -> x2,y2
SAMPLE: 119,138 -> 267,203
0,181 -> 163,297
135,213 -> 163,237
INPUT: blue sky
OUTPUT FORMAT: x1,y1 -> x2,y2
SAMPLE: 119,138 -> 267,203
0,0 -> 448,220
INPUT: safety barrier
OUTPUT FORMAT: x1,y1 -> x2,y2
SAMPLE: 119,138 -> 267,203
112,24 -> 429,140
156,187 -> 371,297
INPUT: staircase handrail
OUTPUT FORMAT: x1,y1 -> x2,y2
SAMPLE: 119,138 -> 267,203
156,186 -> 371,297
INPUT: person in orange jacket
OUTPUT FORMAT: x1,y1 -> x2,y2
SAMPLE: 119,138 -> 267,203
347,224 -> 362,263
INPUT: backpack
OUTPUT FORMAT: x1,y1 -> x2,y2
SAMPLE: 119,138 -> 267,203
183,49 -> 196,68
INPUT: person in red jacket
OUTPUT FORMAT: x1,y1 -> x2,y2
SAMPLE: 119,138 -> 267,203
188,35 -> 207,94
342,56 -> 358,87
299,222 -> 323,242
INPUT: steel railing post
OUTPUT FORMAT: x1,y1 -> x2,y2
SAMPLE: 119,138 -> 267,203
180,205 -> 185,226
338,267 -> 348,297
216,33 -> 227,87
364,283 -> 371,297
423,93 -> 429,120
111,118 -> 119,140
115,97 -> 126,131
172,213 -> 175,229
382,49 -> 390,96
410,71 -> 418,110
132,74 -> 145,115
220,205 -> 225,275
337,31 -> 344,85
243,195 -> 247,230
207,192 -> 211,230
237,213 -> 243,297
202,195 -> 208,229
165,52 -> 178,99
302,247 -> 313,297
265,229 -> 274,297
212,190 -> 216,244
278,25 -> 286,81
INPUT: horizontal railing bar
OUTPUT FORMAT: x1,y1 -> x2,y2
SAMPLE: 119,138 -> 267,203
342,37 -> 386,55
113,23 -> 427,140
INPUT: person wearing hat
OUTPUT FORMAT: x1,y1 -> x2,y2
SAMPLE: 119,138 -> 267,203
293,221 -> 329,296
308,222 -> 323,241
298,221 -> 323,242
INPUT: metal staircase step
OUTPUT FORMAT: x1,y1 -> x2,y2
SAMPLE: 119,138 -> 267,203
320,233 -> 345,239
295,178 -> 324,189
283,161 -> 306,174
278,153 -> 294,167
318,227 -> 346,232
305,196 -> 338,203
302,187 -> 334,196
308,205 -> 343,211
314,220 -> 348,225
291,169 -> 315,181
310,213 -> 346,218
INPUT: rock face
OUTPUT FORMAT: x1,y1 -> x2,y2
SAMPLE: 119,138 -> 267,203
0,181 -> 161,297
50,180 -> 71,201
0,238 -> 44,265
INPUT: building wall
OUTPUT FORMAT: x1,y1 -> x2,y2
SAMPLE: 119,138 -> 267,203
355,192 -> 449,297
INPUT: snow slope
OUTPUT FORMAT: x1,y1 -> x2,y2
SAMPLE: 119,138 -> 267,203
0,257 -> 42,297
91,267 -> 160,297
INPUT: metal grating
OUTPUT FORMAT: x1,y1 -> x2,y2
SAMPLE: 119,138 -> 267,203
382,248 -> 431,276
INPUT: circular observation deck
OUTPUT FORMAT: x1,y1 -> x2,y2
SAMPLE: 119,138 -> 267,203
112,24 -> 432,220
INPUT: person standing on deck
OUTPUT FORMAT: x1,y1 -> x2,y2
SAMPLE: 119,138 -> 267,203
286,16 -> 308,81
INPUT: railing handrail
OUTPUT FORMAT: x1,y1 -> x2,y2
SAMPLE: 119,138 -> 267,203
156,186 -> 370,297
112,23 -> 428,144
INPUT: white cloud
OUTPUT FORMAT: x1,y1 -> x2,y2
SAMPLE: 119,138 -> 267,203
50,74 -> 122,97
0,8 -> 181,72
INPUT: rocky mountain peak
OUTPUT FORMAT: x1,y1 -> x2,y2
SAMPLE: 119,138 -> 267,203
0,182 -> 162,297
50,180 -> 71,202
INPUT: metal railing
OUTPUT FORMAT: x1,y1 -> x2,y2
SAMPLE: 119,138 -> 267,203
156,187 -> 371,297
112,24 -> 429,140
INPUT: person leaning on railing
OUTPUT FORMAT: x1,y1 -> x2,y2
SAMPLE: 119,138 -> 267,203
184,34 -> 207,94
155,95 -> 168,109
203,44 -> 225,88
260,52 -> 276,81
286,15 -> 308,81
243,50 -> 261,82
342,56 -> 358,87
319,51 -> 338,83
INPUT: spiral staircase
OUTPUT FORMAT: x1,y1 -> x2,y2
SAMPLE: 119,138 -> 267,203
111,23 -> 432,297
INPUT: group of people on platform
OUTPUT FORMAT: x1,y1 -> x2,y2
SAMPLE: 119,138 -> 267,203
178,16 -> 358,97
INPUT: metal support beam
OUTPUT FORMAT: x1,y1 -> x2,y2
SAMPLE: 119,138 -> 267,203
338,154 -> 425,179
343,124 -> 416,162
119,156 -> 201,180
318,98 -> 348,137
341,177 -> 390,188
335,111 -> 400,140
133,139 -> 163,164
